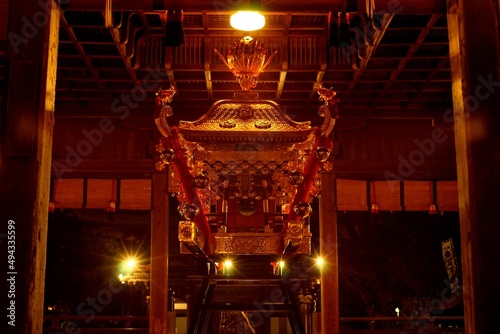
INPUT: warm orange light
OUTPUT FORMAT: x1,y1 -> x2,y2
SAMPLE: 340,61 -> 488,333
315,257 -> 325,269
126,259 -> 136,269
230,11 -> 265,31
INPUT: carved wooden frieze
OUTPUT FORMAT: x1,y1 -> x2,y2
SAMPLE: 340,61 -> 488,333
179,230 -> 311,255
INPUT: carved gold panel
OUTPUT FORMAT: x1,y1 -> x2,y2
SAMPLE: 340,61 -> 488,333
179,231 -> 311,255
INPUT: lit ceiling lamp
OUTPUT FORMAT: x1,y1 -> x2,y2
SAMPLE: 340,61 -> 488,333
230,0 -> 265,31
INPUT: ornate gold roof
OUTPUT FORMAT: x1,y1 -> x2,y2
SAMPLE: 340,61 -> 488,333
177,95 -> 312,143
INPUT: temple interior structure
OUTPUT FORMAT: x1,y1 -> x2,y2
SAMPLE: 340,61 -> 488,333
1,1 -> 499,333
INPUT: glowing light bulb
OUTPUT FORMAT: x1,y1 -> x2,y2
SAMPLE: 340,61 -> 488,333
230,11 -> 265,31
126,259 -> 136,269
316,257 -> 324,268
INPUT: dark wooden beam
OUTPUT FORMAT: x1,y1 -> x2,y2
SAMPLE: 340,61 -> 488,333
407,56 -> 451,104
0,0 -> 8,40
51,159 -> 156,178
63,0 -> 446,14
59,13 -> 111,96
202,11 -> 214,100
53,100 -> 449,118
447,0 -> 500,333
276,13 -> 292,100
333,159 -> 457,180
150,172 -> 172,333
343,14 -> 395,101
374,14 -> 442,104
319,172 -> 339,334
2,1 -> 60,333
108,25 -> 142,88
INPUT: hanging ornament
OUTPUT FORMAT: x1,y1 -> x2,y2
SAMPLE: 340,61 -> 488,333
106,201 -> 116,213
155,161 -> 166,171
365,14 -> 376,46
350,14 -> 367,59
181,204 -> 200,220
106,201 -> 116,222
315,147 -> 331,162
370,181 -> 379,214
293,202 -> 312,219
194,172 -> 209,189
160,148 -> 176,165
287,170 -> 304,185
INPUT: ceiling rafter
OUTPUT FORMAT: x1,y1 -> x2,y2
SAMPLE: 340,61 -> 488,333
107,12 -> 142,89
343,13 -> 395,101
63,0 -> 446,14
59,13 -> 112,99
407,56 -> 450,105
202,11 -> 213,101
52,10 -> 454,114
276,13 -> 293,100
309,11 -> 336,102
373,14 -> 443,106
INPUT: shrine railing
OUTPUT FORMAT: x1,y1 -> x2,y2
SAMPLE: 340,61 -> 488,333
42,314 -> 464,333
42,315 -> 148,334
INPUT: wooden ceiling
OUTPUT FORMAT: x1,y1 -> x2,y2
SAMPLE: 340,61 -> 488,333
47,0 -> 452,119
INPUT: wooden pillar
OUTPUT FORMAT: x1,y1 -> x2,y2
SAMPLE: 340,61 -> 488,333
1,1 -> 59,333
278,317 -> 288,334
447,1 -> 500,333
312,312 -> 322,334
298,293 -> 313,334
319,173 -> 339,334
150,172 -> 172,333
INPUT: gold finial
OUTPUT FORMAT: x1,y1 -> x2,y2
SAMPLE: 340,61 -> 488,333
215,36 -> 277,91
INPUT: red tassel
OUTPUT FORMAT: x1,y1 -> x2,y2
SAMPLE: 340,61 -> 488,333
107,201 -> 116,213
166,130 -> 215,254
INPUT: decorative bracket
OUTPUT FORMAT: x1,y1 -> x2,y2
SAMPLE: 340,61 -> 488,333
315,83 -> 339,136
155,85 -> 176,137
